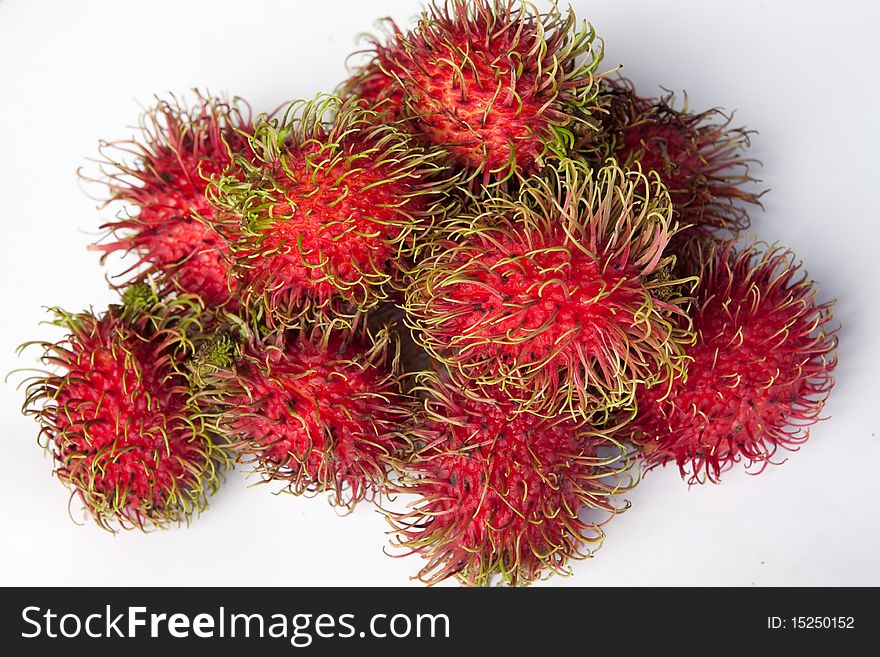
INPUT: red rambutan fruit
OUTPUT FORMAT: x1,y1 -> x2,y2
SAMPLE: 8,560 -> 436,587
404,159 -> 693,421
388,372 -> 631,586
207,95 -> 452,327
91,92 -> 253,307
343,0 -> 603,185
21,284 -> 228,530
628,242 -> 838,483
592,78 -> 762,241
196,319 -> 413,509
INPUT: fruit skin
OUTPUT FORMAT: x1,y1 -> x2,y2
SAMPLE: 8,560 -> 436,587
21,285 -> 228,530
629,242 -> 838,483
589,78 -> 762,242
195,319 -> 413,509
404,159 -> 693,421
91,91 -> 253,308
388,372 -> 631,587
343,0 -> 603,186
208,95 -> 452,327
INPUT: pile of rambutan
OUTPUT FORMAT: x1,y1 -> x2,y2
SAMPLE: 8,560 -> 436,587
20,0 -> 838,586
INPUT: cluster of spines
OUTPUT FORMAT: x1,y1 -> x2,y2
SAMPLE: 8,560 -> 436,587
344,0 -> 604,185
404,158 -> 694,422
21,284 -> 229,531
590,78 -> 762,243
192,316 -> 414,510
90,92 -> 253,307
629,242 -> 838,483
207,95 -> 454,326
387,372 -> 632,586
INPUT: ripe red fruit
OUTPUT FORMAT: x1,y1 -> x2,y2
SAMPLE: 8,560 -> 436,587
595,79 -> 762,240
629,243 -> 838,483
405,159 -> 692,421
92,92 -> 253,307
208,96 -> 450,326
199,321 -> 413,509
21,286 -> 228,530
344,0 -> 603,185
389,372 -> 630,586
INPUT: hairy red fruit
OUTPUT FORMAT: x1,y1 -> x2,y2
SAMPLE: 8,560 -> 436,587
343,0 -> 602,185
92,92 -> 253,307
389,373 -> 630,586
21,287 -> 227,530
629,243 -> 838,483
209,96 -> 450,326
405,159 -> 693,421
594,78 -> 762,240
199,322 -> 412,509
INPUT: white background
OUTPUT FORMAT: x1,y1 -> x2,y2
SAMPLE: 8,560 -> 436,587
1,0 -> 878,587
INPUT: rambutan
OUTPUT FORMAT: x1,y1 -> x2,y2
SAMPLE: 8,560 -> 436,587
208,95 -> 451,326
389,372 -> 631,586
343,0 -> 603,185
21,285 -> 228,530
196,320 -> 413,509
628,242 -> 838,483
92,92 -> 253,307
590,78 -> 761,240
404,159 -> 693,421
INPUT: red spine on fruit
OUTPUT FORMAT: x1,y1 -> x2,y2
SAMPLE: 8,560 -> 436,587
208,95 -> 451,326
405,159 -> 693,421
389,372 -> 631,586
629,242 -> 838,483
21,285 -> 228,530
92,92 -> 253,307
343,0 -> 603,185
197,321 -> 413,509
